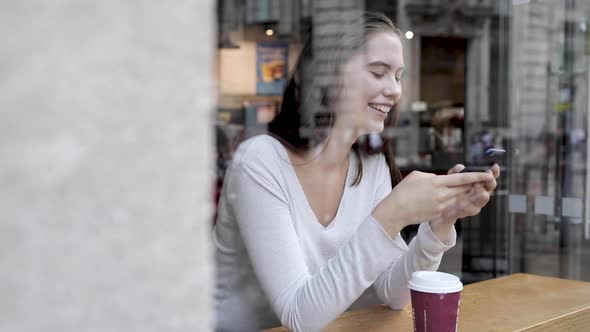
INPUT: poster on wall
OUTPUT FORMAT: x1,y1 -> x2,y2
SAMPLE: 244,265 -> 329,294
256,42 -> 288,96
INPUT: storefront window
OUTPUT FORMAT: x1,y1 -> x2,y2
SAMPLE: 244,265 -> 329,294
214,0 -> 590,329
216,0 -> 590,282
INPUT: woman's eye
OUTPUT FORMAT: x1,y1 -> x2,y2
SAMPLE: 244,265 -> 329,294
371,72 -> 384,79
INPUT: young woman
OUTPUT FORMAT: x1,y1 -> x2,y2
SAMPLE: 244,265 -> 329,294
213,13 -> 500,332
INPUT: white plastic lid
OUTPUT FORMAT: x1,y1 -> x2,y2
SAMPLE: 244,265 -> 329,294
408,271 -> 463,294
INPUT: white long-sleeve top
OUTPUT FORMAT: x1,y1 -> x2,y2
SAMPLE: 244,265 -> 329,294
213,135 -> 456,332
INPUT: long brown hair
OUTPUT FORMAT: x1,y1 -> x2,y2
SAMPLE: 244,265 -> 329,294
268,12 -> 403,189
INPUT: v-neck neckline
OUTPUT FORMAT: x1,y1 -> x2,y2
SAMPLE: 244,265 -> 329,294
270,135 -> 353,230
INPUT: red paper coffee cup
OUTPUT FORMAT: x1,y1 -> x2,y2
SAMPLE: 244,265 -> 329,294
408,271 -> 463,332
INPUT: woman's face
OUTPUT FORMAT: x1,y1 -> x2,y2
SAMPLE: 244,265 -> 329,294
333,31 -> 404,135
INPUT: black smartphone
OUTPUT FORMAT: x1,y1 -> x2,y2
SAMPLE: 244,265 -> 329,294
461,148 -> 506,173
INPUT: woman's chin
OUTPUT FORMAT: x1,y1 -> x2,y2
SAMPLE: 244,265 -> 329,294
354,119 -> 385,136
366,122 -> 385,134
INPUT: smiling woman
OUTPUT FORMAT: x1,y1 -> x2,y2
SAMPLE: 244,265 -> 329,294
213,11 -> 499,332
337,31 -> 405,134
268,13 -> 405,189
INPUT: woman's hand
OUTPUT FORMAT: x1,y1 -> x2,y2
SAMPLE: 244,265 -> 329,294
429,163 -> 501,242
372,169 -> 494,238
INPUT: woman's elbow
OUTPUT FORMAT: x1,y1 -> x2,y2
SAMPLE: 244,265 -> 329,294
281,317 -> 325,332
279,304 -> 326,332
387,301 -> 408,310
386,294 -> 411,310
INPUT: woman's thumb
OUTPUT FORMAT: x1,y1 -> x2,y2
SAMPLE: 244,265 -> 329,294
448,164 -> 465,175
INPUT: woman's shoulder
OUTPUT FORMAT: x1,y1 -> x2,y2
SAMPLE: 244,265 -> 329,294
232,134 -> 285,171
359,151 -> 387,172
353,151 -> 389,189
229,135 -> 290,197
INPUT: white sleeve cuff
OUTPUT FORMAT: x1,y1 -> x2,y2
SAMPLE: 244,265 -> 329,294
367,214 -> 410,252
417,222 -> 456,254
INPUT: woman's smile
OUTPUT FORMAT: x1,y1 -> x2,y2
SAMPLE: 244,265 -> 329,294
368,103 -> 392,114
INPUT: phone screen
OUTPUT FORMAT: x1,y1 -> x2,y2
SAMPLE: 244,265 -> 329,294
461,148 -> 506,173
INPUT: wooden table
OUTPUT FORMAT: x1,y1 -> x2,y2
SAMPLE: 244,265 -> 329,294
262,273 -> 590,331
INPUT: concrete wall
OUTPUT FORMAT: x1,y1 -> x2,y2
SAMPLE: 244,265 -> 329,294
0,1 -> 214,331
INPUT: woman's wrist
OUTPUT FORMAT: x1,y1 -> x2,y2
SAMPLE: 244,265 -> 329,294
371,200 -> 407,239
428,218 -> 456,245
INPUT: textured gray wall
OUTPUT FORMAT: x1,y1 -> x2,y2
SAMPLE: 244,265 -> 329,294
0,1 -> 213,331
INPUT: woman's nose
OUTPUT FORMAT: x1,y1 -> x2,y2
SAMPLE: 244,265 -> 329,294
382,80 -> 401,98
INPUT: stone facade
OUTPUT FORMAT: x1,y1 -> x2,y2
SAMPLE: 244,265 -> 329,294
0,1 -> 214,331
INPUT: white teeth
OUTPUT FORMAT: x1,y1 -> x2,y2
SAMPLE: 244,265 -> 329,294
368,103 -> 390,113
